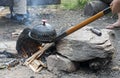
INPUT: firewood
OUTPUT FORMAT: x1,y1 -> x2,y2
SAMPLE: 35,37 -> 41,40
24,43 -> 54,72
24,43 -> 54,65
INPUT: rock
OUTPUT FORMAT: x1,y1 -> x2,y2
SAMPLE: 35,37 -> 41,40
46,55 -> 77,73
56,27 -> 116,62
112,66 -> 120,71
12,29 -> 22,38
0,7 -> 5,12
0,41 -> 17,54
88,58 -> 111,70
0,41 -> 18,58
84,0 -> 108,16
101,0 -> 113,4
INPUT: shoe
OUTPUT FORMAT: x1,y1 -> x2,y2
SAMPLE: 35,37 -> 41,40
11,13 -> 32,25
4,12 -> 32,25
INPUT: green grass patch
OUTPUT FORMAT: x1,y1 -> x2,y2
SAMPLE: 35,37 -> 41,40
60,0 -> 78,10
77,0 -> 91,8
60,0 -> 92,10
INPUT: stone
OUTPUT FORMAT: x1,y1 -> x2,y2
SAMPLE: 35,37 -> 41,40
0,41 -> 17,54
56,27 -> 116,62
46,55 -> 77,73
101,0 -> 113,4
84,0 -> 108,16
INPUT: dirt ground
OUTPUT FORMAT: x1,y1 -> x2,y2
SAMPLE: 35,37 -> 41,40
0,7 -> 120,78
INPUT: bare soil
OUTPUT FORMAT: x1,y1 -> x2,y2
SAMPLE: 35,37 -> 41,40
0,7 -> 120,78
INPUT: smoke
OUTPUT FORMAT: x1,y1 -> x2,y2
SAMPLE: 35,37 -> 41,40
27,0 -> 61,6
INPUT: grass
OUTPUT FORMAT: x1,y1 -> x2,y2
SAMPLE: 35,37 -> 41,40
77,0 -> 91,8
60,0 -> 92,10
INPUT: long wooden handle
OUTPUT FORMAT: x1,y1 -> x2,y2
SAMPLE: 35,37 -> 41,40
55,7 -> 111,41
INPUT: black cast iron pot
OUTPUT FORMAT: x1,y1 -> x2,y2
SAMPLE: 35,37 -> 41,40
28,20 -> 56,43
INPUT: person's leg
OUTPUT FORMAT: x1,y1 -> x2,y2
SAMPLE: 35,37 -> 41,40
106,13 -> 120,29
12,0 -> 28,21
10,0 -> 31,25
13,0 -> 27,15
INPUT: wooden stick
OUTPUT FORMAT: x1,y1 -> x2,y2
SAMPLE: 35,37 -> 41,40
24,43 -> 54,65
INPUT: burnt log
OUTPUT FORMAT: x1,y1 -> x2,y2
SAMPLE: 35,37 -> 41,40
84,0 -> 109,16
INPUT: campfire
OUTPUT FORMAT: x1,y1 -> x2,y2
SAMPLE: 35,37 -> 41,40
0,1 -> 116,74
13,15 -> 116,73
